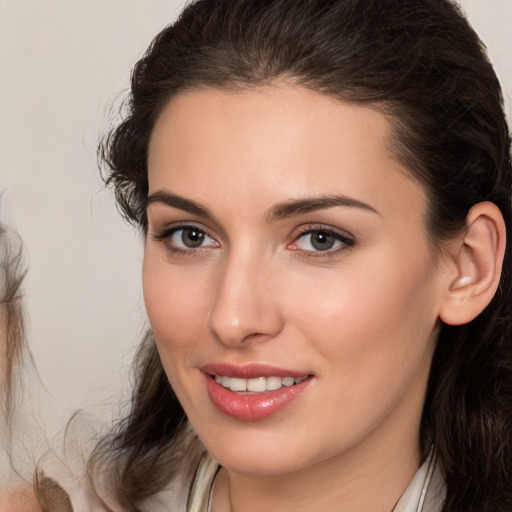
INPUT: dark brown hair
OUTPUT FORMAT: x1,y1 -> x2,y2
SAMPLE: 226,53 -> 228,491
96,1 -> 512,510
0,221 -> 27,439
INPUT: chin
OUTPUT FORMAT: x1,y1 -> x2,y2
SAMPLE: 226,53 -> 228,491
196,426 -> 321,477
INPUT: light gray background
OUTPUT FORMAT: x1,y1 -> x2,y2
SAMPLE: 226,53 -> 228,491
1,0 -> 511,430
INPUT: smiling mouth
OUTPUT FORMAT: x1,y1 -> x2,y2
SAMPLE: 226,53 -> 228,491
212,374 -> 309,393
201,363 -> 314,420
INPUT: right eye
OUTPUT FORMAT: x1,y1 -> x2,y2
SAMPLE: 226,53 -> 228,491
172,227 -> 214,248
153,225 -> 219,253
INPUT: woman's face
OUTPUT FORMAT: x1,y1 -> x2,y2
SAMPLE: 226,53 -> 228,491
144,85 -> 451,476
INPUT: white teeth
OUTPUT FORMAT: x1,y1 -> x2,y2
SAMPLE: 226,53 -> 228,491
247,377 -> 267,392
229,378 -> 247,392
214,375 -> 308,392
282,376 -> 295,387
266,376 -> 283,391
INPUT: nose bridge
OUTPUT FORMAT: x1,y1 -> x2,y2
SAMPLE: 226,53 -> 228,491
208,245 -> 283,346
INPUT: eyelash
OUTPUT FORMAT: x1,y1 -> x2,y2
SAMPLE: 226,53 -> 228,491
151,223 -> 356,258
152,223 -> 218,256
289,226 -> 356,257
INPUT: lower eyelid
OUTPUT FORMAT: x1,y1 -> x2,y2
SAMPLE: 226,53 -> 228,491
152,225 -> 220,254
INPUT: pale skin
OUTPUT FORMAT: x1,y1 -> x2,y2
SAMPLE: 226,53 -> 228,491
0,484 -> 42,512
143,85 -> 505,512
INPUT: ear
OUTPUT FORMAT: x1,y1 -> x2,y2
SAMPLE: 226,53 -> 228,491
439,201 -> 506,326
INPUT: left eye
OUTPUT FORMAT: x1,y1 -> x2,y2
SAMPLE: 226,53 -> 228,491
293,229 -> 351,252
169,227 -> 217,249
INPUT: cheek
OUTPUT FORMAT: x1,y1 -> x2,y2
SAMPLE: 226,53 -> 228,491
142,253 -> 210,354
288,246 -> 440,386
284,254 -> 440,447
142,253 -> 216,413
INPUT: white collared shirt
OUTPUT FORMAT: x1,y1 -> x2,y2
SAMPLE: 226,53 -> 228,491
187,451 -> 446,512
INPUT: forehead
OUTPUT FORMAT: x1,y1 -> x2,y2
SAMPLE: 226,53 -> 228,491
147,85 -> 426,219
150,85 -> 394,162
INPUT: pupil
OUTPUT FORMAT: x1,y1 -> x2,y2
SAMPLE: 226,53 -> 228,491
311,231 -> 335,251
182,229 -> 204,248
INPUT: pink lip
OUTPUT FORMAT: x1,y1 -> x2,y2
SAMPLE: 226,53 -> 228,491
202,363 -> 313,421
202,363 -> 308,379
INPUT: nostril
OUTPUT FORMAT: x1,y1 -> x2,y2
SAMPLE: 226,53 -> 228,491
207,273 -> 285,347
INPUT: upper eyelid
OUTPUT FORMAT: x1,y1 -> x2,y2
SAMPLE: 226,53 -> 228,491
148,214 -> 227,241
151,221 -> 214,237
289,226 -> 356,255
151,224 -> 217,249
293,224 -> 355,240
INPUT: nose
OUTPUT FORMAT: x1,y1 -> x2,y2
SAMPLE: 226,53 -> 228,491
208,251 -> 284,347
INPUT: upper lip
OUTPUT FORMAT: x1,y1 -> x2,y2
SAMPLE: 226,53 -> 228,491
201,363 -> 311,379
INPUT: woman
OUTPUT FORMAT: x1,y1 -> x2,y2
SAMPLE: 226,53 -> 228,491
79,0 -> 511,510
0,221 -> 43,511
0,222 -> 76,510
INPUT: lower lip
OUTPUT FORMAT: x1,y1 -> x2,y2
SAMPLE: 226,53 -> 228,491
204,374 -> 312,421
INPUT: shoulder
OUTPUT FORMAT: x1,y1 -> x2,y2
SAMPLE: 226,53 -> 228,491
142,449 -> 207,512
0,483 -> 42,512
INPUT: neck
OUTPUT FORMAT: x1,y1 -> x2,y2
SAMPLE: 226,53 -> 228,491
211,430 -> 422,512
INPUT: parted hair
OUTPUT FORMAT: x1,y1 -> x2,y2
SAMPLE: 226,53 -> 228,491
95,1 -> 512,510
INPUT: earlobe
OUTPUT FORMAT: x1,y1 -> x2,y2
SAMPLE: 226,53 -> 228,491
439,202 -> 506,326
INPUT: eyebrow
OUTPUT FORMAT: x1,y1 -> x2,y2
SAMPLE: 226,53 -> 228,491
146,191 -> 214,218
146,190 -> 378,221
265,195 -> 379,222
